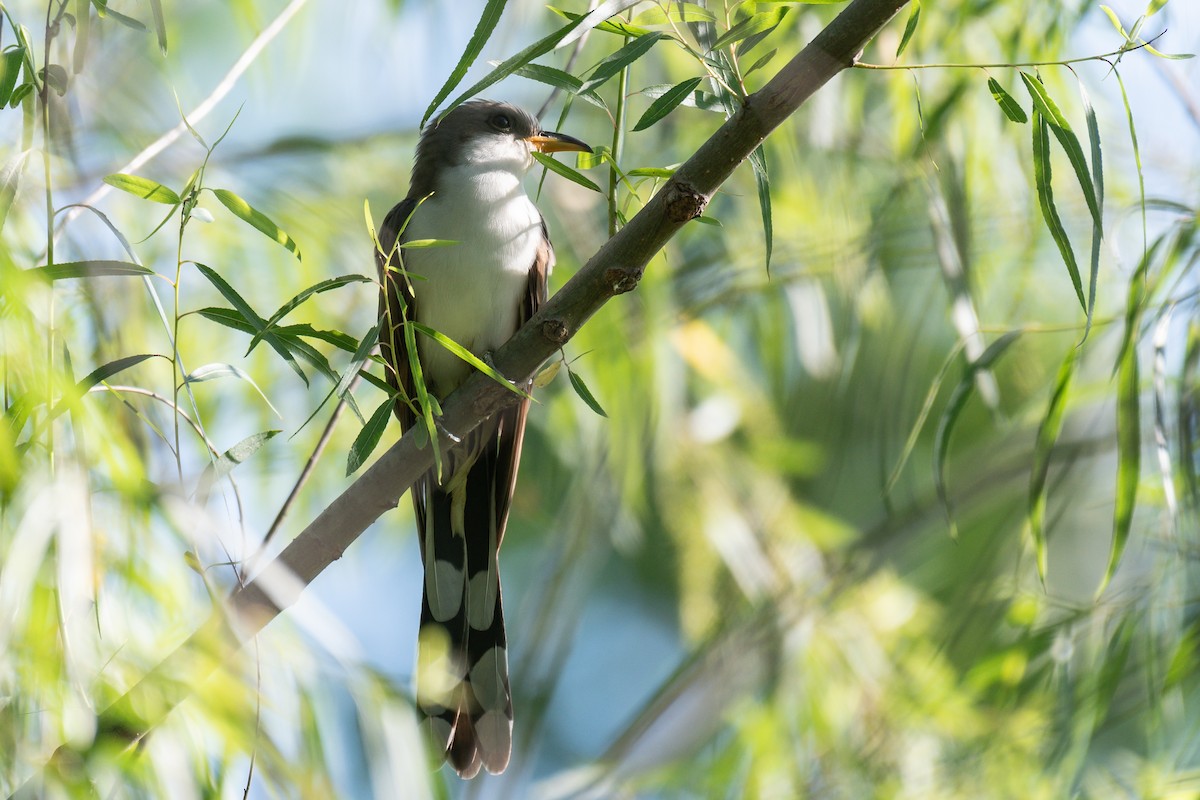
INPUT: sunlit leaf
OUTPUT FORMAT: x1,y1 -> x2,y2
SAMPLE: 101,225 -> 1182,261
29,260 -> 155,282
895,0 -> 920,57
104,173 -> 180,205
709,7 -> 787,52
148,0 -> 166,54
531,151 -> 602,193
72,0 -> 90,71
1080,79 -> 1103,342
410,322 -> 532,399
182,362 -> 280,418
212,188 -> 302,260
1031,108 -> 1085,311
0,47 -> 24,106
567,368 -> 607,417
202,430 -> 280,485
1020,72 -> 1103,232
248,274 -> 372,354
987,77 -> 1027,123
749,145 -> 772,273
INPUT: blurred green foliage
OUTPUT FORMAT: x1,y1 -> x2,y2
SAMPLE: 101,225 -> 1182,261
1,0 -> 1198,798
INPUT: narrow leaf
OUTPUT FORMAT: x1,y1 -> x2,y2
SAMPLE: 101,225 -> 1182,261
346,399 -> 394,476
103,6 -> 147,31
633,3 -> 715,25
1028,346 -> 1079,583
182,362 -> 281,418
1020,72 -> 1103,232
203,431 -> 280,484
509,63 -> 608,109
934,331 -> 1022,538
195,265 -> 308,385
410,322 -> 532,399
421,0 -> 509,126
1080,79 -> 1104,342
633,77 -> 703,131
104,172 -> 180,204
987,77 -> 1027,123
531,151 -> 602,193
567,368 -> 608,417
212,188 -> 302,260
1031,109 -> 1086,311
0,48 -> 24,106
0,149 -> 31,233
895,0 -> 920,57
580,32 -> 665,93
749,145 -> 773,273
31,260 -> 155,281
744,48 -> 777,78
248,274 -> 372,353
709,8 -> 786,53
148,0 -> 166,54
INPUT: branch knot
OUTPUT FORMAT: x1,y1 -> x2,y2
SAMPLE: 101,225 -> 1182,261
665,180 -> 708,222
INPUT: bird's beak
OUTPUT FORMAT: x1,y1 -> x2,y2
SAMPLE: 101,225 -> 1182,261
527,131 -> 592,154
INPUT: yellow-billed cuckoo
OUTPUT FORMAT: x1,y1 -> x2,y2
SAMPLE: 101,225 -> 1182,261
375,99 -> 590,777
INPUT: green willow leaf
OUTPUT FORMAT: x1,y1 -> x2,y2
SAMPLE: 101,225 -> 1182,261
568,367 -> 608,417
1027,346 -> 1079,583
0,47 -> 24,106
987,77 -> 1027,123
749,145 -> 773,273
1103,343 -> 1139,597
1080,79 -> 1103,342
103,173 -> 180,204
422,0 -> 509,126
195,264 -> 308,385
934,331 -> 1022,539
31,260 -> 155,281
895,0 -> 920,57
1031,109 -> 1085,311
346,398 -> 395,476
580,32 -> 665,94
1020,72 -> 1103,232
148,0 -> 166,54
103,5 -> 147,31
212,188 -> 302,260
709,7 -> 786,52
248,274 -> 372,354
531,151 -> 602,193
509,63 -> 608,109
633,77 -> 703,131
410,322 -> 532,399
203,430 -> 280,484
73,0 -> 90,72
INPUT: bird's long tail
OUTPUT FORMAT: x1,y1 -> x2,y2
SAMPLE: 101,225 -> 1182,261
415,463 -> 512,778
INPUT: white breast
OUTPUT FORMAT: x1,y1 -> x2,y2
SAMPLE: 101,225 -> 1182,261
402,165 -> 546,395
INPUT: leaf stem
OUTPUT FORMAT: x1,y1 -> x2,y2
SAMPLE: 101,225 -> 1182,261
855,39 -> 1157,70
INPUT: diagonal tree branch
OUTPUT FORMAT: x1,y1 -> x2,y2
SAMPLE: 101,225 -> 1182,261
14,0 -> 908,792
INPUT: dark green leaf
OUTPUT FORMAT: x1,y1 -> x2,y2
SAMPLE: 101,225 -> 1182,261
744,48 -> 777,77
1080,79 -> 1103,342
421,0 -> 509,126
633,77 -> 703,131
531,151 -> 602,193
212,188 -> 302,260
934,331 -> 1022,538
548,5 -> 650,38
509,63 -> 609,110
987,77 -> 1027,123
346,399 -> 396,476
709,8 -> 786,52
248,274 -> 372,354
1027,346 -> 1078,583
580,32 -> 665,94
0,48 -> 24,106
895,0 -> 920,57
568,368 -> 608,417
195,265 -> 308,385
51,353 -> 164,421
1020,72 -> 1103,233
749,145 -> 772,273
148,0 -> 166,54
1031,109 -> 1085,311
9,82 -> 33,108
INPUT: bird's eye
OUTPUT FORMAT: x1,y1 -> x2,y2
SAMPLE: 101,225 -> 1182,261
491,113 -> 512,131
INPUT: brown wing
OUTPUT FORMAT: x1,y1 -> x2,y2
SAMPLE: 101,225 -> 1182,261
489,217 -> 551,547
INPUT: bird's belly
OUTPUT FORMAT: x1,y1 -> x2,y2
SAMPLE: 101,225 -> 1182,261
404,197 -> 542,396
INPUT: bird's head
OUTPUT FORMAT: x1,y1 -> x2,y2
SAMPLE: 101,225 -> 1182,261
413,100 -> 591,190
